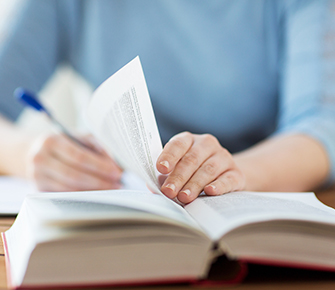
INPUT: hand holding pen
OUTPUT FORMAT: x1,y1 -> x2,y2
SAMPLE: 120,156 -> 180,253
14,88 -> 122,192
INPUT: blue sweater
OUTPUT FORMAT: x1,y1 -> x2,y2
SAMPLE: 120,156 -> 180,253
1,0 -> 335,182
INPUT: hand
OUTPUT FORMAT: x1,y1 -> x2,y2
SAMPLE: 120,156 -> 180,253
26,133 -> 122,191
156,132 -> 245,203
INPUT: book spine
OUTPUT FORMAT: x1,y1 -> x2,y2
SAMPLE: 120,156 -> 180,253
194,261 -> 248,286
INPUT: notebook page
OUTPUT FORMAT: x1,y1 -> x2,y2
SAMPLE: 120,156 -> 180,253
0,176 -> 36,215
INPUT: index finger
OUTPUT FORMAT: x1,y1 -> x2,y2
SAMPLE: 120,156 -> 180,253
156,132 -> 194,175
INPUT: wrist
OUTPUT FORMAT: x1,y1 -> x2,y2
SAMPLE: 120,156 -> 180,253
233,153 -> 269,192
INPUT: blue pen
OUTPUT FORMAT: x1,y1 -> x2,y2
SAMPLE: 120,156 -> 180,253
14,87 -> 94,151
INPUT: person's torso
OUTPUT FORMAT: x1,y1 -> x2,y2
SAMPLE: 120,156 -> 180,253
66,0 -> 282,151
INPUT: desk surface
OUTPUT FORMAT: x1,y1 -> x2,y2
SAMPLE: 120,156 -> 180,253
1,190 -> 335,290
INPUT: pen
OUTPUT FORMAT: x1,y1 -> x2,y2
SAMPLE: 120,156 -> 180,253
14,87 -> 94,151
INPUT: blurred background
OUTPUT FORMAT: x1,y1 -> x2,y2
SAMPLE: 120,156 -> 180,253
0,0 -> 93,134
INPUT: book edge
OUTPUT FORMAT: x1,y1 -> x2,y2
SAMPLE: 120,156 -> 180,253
15,276 -> 198,289
1,232 -> 16,289
241,257 -> 335,272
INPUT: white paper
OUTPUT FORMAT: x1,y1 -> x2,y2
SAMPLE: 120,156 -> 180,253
86,56 -> 162,194
0,176 -> 37,215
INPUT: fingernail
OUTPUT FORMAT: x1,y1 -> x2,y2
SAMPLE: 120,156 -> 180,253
180,189 -> 191,197
208,185 -> 216,193
165,183 -> 176,192
159,161 -> 169,170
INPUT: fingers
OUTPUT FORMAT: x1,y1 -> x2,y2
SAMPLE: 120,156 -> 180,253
203,170 -> 245,196
157,132 -> 194,174
157,133 -> 245,204
34,174 -> 74,192
35,156 -> 122,191
158,133 -> 219,198
51,135 -> 122,181
28,133 -> 123,192
176,152 -> 233,203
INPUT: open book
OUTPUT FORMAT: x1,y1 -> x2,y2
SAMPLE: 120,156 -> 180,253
3,57 -> 335,289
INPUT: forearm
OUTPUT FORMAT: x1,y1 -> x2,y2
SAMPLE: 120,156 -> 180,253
0,115 -> 34,177
234,134 -> 330,192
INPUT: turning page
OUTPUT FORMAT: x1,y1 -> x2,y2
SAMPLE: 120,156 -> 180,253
86,56 -> 162,193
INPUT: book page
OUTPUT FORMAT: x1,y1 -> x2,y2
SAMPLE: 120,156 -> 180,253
185,191 -> 335,240
0,171 -> 147,215
25,189 -> 201,231
121,171 -> 151,191
86,57 -> 162,194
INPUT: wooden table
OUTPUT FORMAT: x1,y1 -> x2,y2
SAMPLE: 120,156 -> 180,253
1,189 -> 335,290
0,217 -> 14,290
